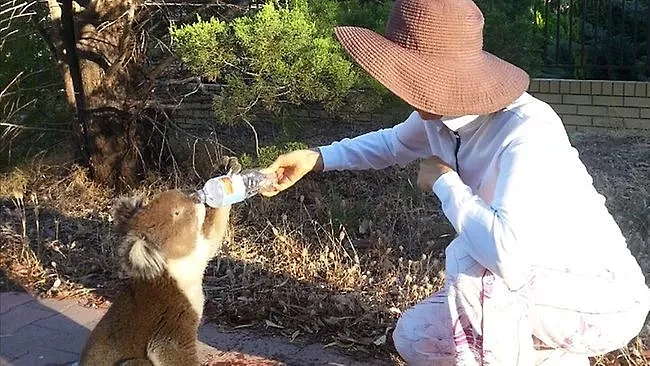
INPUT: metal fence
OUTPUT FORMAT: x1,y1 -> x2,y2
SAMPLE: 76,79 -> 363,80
533,0 -> 650,80
245,0 -> 649,80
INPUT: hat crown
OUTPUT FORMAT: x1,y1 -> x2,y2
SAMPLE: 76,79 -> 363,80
386,0 -> 485,58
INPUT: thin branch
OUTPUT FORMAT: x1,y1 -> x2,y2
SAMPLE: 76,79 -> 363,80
191,138 -> 202,179
1,84 -> 62,97
223,60 -> 259,78
147,54 -> 177,80
0,11 -> 35,29
0,72 -> 24,96
148,100 -> 237,156
144,2 -> 226,6
44,0 -> 76,110
241,117 -> 259,157
160,76 -> 203,85
2,97 -> 36,118
275,89 -> 292,98
231,93 -> 261,156
60,0 -> 91,164
0,1 -> 36,19
96,9 -> 132,33
0,123 -> 71,133
152,78 -> 211,108
0,1 -> 37,50
143,0 -> 249,37
237,93 -> 260,116
0,29 -> 19,46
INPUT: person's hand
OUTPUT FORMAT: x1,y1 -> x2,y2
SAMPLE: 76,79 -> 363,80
417,156 -> 454,192
260,148 -> 323,197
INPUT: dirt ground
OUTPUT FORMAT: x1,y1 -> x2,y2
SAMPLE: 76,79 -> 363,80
0,127 -> 648,365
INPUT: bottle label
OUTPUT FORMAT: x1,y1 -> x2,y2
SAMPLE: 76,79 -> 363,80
217,174 -> 246,205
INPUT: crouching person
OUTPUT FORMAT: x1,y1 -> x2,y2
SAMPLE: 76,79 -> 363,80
260,0 -> 650,364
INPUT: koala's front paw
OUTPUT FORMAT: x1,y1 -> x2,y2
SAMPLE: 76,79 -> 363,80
218,156 -> 242,176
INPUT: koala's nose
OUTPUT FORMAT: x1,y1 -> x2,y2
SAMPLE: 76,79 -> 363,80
190,193 -> 204,204
182,189 -> 204,204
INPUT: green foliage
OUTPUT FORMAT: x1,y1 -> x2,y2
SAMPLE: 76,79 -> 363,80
170,0 -> 390,129
314,0 -> 392,33
0,18 -> 68,125
239,141 -> 309,169
533,0 -> 648,80
1,9 -> 70,167
230,0 -> 360,109
169,16 -> 233,81
476,0 -> 544,77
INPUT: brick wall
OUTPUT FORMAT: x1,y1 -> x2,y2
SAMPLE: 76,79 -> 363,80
160,83 -> 218,132
158,83 -> 411,132
528,79 -> 650,133
161,79 -> 650,134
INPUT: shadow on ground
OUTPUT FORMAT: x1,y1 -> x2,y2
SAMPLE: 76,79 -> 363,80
0,201 -> 396,365
1,289 -> 96,366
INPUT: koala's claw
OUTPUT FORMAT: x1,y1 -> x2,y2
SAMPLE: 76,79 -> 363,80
223,156 -> 242,175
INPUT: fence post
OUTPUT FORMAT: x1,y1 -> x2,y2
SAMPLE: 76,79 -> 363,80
647,0 -> 650,78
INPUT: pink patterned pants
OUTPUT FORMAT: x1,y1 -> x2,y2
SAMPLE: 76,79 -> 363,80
392,243 -> 650,365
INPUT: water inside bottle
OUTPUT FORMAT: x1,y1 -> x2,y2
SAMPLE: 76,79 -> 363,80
197,169 -> 276,207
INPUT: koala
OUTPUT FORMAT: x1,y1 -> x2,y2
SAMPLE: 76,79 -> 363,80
79,189 -> 231,366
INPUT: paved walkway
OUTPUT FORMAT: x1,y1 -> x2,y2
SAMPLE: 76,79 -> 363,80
0,292 -> 389,366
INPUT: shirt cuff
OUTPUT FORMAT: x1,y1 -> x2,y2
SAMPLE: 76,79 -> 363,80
317,144 -> 344,172
432,170 -> 464,197
432,170 -> 473,233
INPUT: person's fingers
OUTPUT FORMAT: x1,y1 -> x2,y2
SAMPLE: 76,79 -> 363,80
261,190 -> 279,197
260,177 -> 303,197
260,182 -> 283,197
259,151 -> 315,197
265,169 -> 303,196
275,175 -> 296,191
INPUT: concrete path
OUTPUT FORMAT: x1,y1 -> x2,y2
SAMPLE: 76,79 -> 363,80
0,292 -> 389,366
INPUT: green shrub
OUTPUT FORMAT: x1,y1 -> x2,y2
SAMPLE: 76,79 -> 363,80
476,0 -> 545,77
169,16 -> 233,81
170,0 -> 389,129
1,13 -> 70,167
239,141 -> 309,169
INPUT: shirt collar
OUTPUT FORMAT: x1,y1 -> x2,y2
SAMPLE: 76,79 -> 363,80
440,114 -> 482,132
425,93 -> 528,133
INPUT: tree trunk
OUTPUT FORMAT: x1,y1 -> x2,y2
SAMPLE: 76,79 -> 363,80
46,0 -> 155,188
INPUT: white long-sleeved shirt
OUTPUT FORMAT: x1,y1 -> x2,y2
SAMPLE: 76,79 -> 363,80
318,92 -> 647,297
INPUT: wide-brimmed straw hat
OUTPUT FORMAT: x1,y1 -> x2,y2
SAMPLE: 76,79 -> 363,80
334,0 -> 530,116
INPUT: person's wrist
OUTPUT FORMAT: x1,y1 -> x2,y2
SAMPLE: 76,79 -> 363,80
308,148 -> 324,173
438,167 -> 453,180
431,169 -> 455,192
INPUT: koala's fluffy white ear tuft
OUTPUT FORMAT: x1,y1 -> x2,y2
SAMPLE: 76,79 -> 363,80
118,233 -> 165,279
111,196 -> 144,234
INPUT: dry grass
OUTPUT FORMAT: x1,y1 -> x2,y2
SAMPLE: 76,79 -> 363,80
203,167 -> 449,360
0,160 -> 174,301
0,129 -> 648,365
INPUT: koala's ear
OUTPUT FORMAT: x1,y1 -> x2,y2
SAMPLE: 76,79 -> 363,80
111,196 -> 144,234
118,233 -> 165,280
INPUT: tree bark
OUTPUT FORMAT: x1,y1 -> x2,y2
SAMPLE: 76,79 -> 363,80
45,0 -> 155,188
39,0 -> 255,187
60,0 -> 91,166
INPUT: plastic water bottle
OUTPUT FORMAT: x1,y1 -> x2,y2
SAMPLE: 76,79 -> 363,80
196,169 -> 275,208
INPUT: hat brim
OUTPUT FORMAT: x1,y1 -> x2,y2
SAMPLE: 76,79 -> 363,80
334,26 -> 530,116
